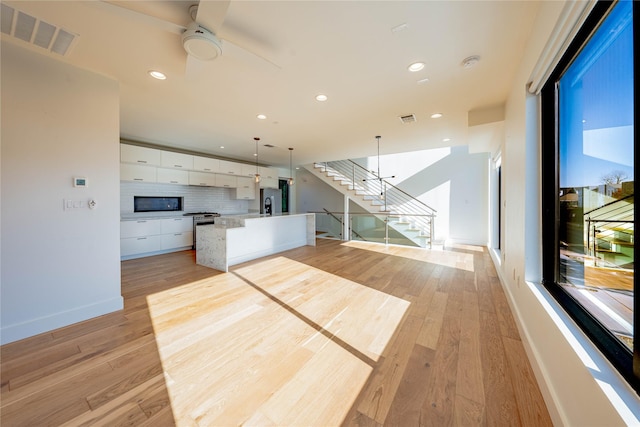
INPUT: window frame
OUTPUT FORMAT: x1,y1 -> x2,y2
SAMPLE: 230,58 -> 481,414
540,0 -> 639,392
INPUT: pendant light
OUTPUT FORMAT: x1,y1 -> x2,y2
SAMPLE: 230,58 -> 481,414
254,137 -> 261,183
288,147 -> 295,186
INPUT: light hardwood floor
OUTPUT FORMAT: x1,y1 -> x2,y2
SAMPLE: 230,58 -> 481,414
1,238 -> 552,426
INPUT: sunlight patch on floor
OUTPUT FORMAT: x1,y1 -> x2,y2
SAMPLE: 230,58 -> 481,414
145,256 -> 409,425
342,239 -> 476,272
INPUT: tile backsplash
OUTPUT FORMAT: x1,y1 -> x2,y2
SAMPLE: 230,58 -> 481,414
121,182 -> 249,218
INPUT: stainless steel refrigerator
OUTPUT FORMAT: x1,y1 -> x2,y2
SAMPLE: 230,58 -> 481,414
260,188 -> 282,215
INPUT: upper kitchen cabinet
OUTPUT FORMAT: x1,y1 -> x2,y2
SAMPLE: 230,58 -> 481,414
218,160 -> 243,175
193,156 -> 220,173
241,163 -> 258,178
188,171 -> 217,187
259,166 -> 279,189
215,174 -> 237,188
121,163 -> 156,182
156,168 -> 189,185
121,144 -> 161,166
234,176 -> 256,200
161,151 -> 193,170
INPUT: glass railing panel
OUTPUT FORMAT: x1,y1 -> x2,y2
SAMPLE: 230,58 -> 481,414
314,213 -> 343,240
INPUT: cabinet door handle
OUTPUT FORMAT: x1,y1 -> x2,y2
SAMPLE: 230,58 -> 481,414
136,221 -> 147,223
174,165 -> 182,168
200,183 -> 207,186
174,218 -> 182,221
134,178 -> 143,181
137,237 -> 147,240
170,181 -> 178,183
174,233 -> 181,236
137,160 -> 147,164
204,168 -> 211,171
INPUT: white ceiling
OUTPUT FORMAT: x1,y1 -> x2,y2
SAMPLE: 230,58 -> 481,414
2,0 -> 540,168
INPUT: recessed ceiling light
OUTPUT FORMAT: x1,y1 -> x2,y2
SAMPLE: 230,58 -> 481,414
461,55 -> 480,69
408,62 -> 425,72
391,23 -> 409,33
257,114 -> 267,120
443,138 -> 451,142
315,94 -> 328,102
430,113 -> 443,119
417,78 -> 430,85
148,70 -> 166,80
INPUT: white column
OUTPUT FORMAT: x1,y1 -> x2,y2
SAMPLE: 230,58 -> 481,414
343,194 -> 350,241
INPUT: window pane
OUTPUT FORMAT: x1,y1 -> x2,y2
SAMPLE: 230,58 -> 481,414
558,1 -> 634,350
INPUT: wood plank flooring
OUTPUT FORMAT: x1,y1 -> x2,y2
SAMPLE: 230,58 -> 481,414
0,239 -> 553,426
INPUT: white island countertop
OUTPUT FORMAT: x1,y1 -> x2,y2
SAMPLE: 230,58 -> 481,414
196,213 -> 316,272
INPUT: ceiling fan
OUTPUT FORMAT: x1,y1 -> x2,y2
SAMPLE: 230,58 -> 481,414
97,1 -> 280,74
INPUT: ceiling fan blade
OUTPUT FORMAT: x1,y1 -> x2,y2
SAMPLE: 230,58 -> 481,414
224,38 -> 281,72
95,1 -> 186,35
193,0 -> 230,34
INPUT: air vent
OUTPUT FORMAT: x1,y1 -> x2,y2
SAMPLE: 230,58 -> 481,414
399,114 -> 417,124
1,4 -> 78,57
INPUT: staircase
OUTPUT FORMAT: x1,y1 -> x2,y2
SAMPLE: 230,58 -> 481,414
306,160 -> 436,248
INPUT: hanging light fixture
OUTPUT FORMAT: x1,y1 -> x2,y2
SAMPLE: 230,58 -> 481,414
288,147 -> 295,186
254,137 -> 261,183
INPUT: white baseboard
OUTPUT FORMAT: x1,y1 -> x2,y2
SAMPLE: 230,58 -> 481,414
0,296 -> 124,345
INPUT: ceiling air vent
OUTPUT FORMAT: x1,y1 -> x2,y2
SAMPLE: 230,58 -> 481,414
399,114 -> 417,124
1,4 -> 78,57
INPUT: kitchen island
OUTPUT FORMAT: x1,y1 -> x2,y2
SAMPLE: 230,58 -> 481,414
196,213 -> 316,272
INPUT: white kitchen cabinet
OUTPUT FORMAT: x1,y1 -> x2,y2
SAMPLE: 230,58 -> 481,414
121,218 -> 193,259
157,168 -> 189,185
218,159 -> 243,175
160,217 -> 192,233
234,176 -> 256,199
215,174 -> 237,188
193,156 -> 220,173
120,164 -> 157,182
121,219 -> 162,238
161,151 -> 193,170
188,171 -> 217,187
161,232 -> 193,250
241,163 -> 259,178
121,235 -> 162,257
259,166 -> 279,189
121,144 -> 161,166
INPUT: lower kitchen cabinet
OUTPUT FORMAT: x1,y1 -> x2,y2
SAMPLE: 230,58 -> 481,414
161,231 -> 193,250
121,235 -> 162,257
121,218 -> 193,259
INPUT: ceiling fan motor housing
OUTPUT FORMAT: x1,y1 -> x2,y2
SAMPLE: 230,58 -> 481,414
182,22 -> 222,61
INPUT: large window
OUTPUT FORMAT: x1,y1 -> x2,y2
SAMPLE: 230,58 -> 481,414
542,1 -> 637,390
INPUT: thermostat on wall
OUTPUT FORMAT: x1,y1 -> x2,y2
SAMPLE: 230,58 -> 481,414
73,176 -> 88,187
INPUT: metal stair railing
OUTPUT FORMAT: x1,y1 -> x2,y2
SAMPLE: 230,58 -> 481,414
584,194 -> 634,266
315,160 -> 436,246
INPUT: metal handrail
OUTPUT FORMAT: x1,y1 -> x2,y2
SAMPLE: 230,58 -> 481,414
315,160 -> 436,245
310,211 -> 435,248
321,208 -> 366,241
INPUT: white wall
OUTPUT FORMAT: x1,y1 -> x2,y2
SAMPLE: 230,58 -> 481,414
307,146 -> 489,245
497,2 -> 640,425
1,42 -> 123,344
